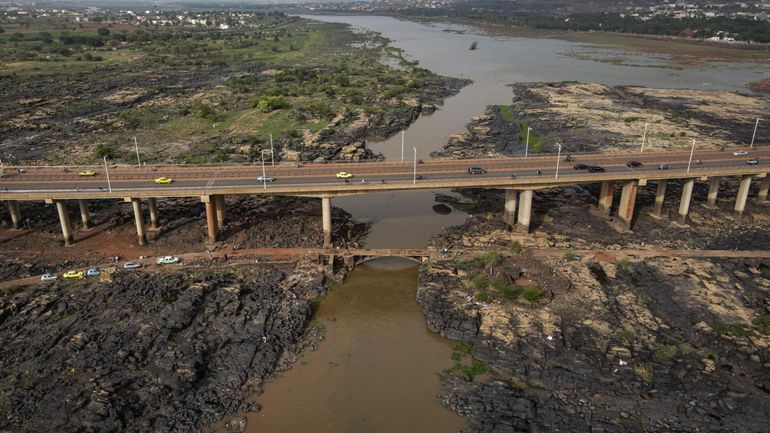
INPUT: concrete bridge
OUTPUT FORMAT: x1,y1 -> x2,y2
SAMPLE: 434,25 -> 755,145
1,146 -> 768,247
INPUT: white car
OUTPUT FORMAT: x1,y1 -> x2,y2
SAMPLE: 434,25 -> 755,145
257,175 -> 275,182
733,150 -> 749,156
123,261 -> 142,270
41,273 -> 58,282
156,256 -> 179,265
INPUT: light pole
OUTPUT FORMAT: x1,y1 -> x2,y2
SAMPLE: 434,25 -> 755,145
640,122 -> 649,153
525,127 -> 531,158
401,131 -> 405,162
750,118 -> 761,148
687,138 -> 696,174
413,146 -> 417,184
555,142 -> 562,179
103,155 -> 112,192
269,134 -> 275,165
260,150 -> 268,190
133,136 -> 141,167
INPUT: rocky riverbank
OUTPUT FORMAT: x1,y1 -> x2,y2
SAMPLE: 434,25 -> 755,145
433,82 -> 769,158
417,184 -> 770,432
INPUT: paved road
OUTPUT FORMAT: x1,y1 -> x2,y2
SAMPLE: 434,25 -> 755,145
0,147 -> 767,198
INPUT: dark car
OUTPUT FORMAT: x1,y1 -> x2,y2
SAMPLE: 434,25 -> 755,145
468,167 -> 487,175
658,164 -> 670,170
626,160 -> 643,168
573,164 -> 589,170
588,166 -> 606,173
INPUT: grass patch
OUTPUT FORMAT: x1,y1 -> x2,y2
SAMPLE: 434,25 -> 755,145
491,280 -> 523,300
712,322 -> 753,337
509,240 -> 522,254
521,287 -> 544,303
475,291 -> 493,303
616,328 -> 635,345
652,344 -> 678,362
753,314 -> 770,335
456,361 -> 489,378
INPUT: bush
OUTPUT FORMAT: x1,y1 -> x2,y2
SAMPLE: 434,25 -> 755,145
475,292 -> 493,303
253,95 -> 287,113
653,344 -> 677,362
97,27 -> 111,37
94,144 -> 115,159
480,251 -> 501,268
194,102 -> 219,121
509,241 -> 522,254
492,281 -> 523,300
521,287 -> 544,303
753,315 -> 770,335
471,274 -> 488,290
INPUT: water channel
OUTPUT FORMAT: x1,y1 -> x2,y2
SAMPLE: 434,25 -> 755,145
234,16 -> 768,432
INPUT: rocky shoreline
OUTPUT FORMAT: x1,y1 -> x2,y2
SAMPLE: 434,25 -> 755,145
417,185 -> 770,432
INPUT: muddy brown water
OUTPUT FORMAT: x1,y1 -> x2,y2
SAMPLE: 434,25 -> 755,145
223,258 -> 464,433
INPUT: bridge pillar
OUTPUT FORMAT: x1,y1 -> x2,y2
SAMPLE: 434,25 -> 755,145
598,181 -> 614,215
322,196 -> 332,248
758,176 -> 769,202
54,200 -> 74,246
517,190 -> 533,233
503,189 -> 518,227
676,179 -> 695,225
215,195 -> 226,231
706,176 -> 720,208
6,200 -> 21,229
617,181 -> 638,230
78,199 -> 90,230
148,198 -> 159,230
733,175 -> 752,220
131,198 -> 147,246
203,196 -> 218,243
652,180 -> 667,218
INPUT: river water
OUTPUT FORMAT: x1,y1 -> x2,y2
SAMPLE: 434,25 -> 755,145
233,16 -> 768,433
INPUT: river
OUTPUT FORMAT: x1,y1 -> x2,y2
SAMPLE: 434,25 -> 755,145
230,15 -> 768,433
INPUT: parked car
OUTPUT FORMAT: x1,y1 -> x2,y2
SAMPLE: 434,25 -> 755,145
573,164 -> 589,170
78,170 -> 96,176
41,273 -> 58,282
747,159 -> 759,165
335,171 -> 353,179
63,270 -> 84,279
467,166 -> 487,175
626,161 -> 643,168
658,164 -> 670,170
733,150 -> 749,156
156,256 -> 180,265
257,175 -> 275,182
588,166 -> 606,173
154,177 -> 173,184
123,261 -> 142,270
86,267 -> 101,277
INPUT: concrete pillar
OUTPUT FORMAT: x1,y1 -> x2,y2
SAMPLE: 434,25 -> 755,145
322,196 -> 332,248
758,176 -> 769,202
503,189 -> 518,227
706,176 -> 720,208
652,180 -> 667,218
55,200 -> 74,246
148,198 -> 159,230
617,181 -> 638,230
517,190 -> 533,233
131,198 -> 146,246
676,179 -> 695,225
598,181 -> 614,215
78,199 -> 90,230
733,175 -> 752,220
204,197 -> 218,243
215,195 -> 226,231
6,201 -> 21,229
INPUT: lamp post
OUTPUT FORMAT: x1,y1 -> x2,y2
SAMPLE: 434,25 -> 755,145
687,139 -> 696,174
555,142 -> 562,179
269,134 -> 275,165
750,118 -> 761,148
401,131 -> 405,162
261,150 -> 268,190
103,155 -> 112,192
525,127 -> 531,158
413,146 -> 417,184
134,137 -> 141,167
640,122 -> 649,153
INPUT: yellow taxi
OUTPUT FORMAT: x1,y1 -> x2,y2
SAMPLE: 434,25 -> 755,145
335,171 -> 353,179
63,270 -> 84,279
78,170 -> 96,176
154,177 -> 173,184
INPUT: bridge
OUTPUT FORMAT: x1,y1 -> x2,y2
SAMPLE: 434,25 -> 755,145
1,146 -> 768,247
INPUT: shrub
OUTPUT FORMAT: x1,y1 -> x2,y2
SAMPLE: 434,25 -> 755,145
475,292 -> 493,303
509,241 -> 522,254
456,361 -> 488,378
653,344 -> 677,362
253,95 -> 287,113
753,315 -> 770,335
521,287 -> 544,303
97,27 -> 111,37
471,274 -> 488,290
480,251 -> 501,268
94,144 -> 115,159
491,280 -> 522,300
194,102 -> 219,121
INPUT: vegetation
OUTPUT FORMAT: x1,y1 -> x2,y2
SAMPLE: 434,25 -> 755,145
498,105 -> 545,152
753,315 -> 770,336
508,240 -> 522,255
521,287 -> 544,303
564,250 -> 578,262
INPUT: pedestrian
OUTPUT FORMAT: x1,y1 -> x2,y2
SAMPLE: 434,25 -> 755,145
224,253 -> 228,262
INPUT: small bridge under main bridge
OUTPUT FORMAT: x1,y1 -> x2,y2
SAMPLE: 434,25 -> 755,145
263,247 -> 433,265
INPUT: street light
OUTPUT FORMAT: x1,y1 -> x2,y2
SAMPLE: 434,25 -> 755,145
133,136 -> 141,167
555,142 -> 562,179
103,155 -> 112,192
269,134 -> 275,166
413,146 -> 417,184
401,131 -> 405,162
525,127 -> 531,158
640,122 -> 649,153
260,150 -> 268,190
750,118 -> 761,148
687,138 -> 696,174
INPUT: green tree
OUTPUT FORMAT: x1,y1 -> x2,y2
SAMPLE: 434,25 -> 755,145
10,32 -> 25,42
94,144 -> 116,159
97,27 -> 110,37
39,32 -> 53,43
0,26 -> 6,34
